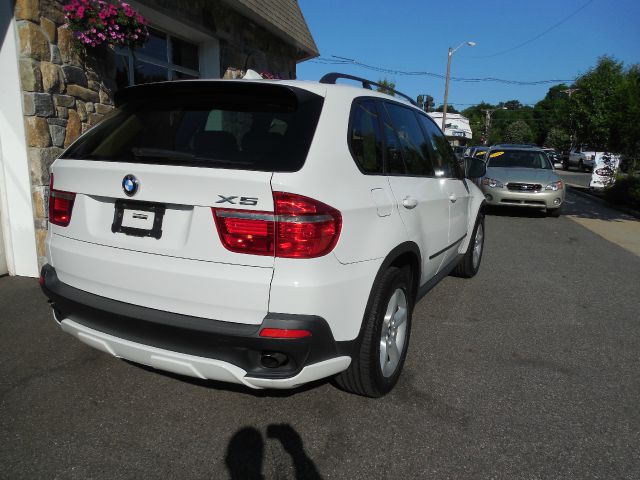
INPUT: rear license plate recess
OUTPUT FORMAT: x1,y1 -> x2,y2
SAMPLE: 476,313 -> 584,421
112,200 -> 166,239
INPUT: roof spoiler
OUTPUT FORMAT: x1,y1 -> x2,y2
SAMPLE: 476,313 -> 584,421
114,80 -> 321,108
319,72 -> 417,106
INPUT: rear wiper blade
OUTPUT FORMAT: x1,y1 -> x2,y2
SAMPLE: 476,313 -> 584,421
131,148 -> 196,161
193,157 -> 253,165
131,148 -> 253,166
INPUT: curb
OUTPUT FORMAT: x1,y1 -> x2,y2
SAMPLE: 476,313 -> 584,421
568,186 -> 640,220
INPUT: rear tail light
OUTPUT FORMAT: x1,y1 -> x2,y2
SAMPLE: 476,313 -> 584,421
273,192 -> 342,258
212,192 -> 342,258
48,174 -> 76,227
213,210 -> 275,256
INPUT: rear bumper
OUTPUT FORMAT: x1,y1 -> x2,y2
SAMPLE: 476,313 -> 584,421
40,265 -> 353,389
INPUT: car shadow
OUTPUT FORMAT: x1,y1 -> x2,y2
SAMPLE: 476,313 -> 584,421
484,205 -> 547,218
225,424 -> 323,480
563,188 -> 638,222
125,360 -> 330,397
484,191 -> 638,223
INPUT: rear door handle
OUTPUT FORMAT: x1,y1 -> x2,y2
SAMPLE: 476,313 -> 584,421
402,197 -> 418,209
449,194 -> 457,203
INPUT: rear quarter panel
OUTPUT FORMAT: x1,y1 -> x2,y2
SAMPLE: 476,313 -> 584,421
271,89 -> 408,265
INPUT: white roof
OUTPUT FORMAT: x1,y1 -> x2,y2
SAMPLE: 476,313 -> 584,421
427,112 -> 473,140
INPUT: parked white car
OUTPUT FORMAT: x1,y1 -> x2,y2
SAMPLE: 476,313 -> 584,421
41,74 -> 487,397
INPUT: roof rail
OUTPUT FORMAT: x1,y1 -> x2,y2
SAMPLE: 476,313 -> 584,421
319,72 -> 418,107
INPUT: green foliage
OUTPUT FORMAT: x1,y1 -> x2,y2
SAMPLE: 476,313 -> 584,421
376,78 -> 396,96
571,56 -> 626,149
417,94 -> 435,112
461,102 -> 535,145
503,120 -> 534,144
435,104 -> 459,113
611,64 -> 640,157
605,175 -> 640,210
544,127 -> 571,151
462,102 -> 493,144
531,83 -> 572,146
457,56 -> 639,154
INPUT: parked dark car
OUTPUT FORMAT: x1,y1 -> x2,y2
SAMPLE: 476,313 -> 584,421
543,148 -> 561,167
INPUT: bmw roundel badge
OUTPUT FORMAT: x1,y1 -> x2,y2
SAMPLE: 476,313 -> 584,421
122,174 -> 139,197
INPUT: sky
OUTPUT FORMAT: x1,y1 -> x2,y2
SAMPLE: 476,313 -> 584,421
297,0 -> 640,109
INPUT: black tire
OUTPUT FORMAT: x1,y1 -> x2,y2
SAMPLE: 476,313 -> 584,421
579,160 -> 586,172
334,266 -> 413,397
562,160 -> 569,171
547,205 -> 562,217
452,213 -> 485,278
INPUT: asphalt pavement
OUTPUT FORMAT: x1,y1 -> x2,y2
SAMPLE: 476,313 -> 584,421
1,191 -> 639,479
556,168 -> 592,188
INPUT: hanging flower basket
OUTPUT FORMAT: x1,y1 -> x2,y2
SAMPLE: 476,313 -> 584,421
63,0 -> 149,49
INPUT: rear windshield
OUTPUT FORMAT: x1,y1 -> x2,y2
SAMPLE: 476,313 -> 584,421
61,83 -> 324,172
487,150 -> 552,169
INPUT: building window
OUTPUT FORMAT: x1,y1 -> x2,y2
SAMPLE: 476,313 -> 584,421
116,27 -> 199,89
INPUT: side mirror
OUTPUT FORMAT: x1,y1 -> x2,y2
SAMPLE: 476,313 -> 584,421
465,157 -> 486,179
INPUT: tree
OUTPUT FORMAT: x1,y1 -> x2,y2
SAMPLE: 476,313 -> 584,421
531,84 -> 572,146
544,127 -> 571,151
611,64 -> 640,160
501,100 -> 523,110
571,56 -> 625,149
376,78 -> 396,96
503,120 -> 534,144
462,102 -> 493,144
435,104 -> 459,113
417,94 -> 434,112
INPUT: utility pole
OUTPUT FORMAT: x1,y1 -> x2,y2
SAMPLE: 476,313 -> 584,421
562,88 -> 579,146
441,48 -> 453,132
482,107 -> 507,146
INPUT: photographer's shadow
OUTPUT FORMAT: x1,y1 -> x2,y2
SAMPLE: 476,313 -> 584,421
225,424 -> 322,480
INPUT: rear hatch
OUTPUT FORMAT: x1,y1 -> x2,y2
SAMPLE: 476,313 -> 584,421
49,81 -> 324,321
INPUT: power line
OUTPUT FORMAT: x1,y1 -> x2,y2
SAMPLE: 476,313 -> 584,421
468,0 -> 595,59
310,55 -> 575,85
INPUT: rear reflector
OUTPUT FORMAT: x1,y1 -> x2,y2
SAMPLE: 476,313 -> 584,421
48,174 -> 76,227
259,328 -> 312,339
212,192 -> 342,258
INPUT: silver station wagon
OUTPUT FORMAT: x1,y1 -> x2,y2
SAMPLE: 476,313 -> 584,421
478,147 -> 565,217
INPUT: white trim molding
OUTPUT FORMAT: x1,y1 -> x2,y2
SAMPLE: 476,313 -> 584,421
0,4 -> 38,277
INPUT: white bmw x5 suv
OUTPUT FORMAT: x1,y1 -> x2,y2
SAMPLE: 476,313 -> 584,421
41,74 -> 487,397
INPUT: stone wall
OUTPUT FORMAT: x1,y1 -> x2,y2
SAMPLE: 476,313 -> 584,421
14,0 -> 301,267
15,0 -> 117,267
138,0 -> 299,79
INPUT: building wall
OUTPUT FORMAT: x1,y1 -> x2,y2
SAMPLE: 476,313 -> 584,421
137,0 -> 298,79
12,0 -> 301,269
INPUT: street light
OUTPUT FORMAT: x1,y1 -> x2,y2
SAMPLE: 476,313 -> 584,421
442,41 -> 476,132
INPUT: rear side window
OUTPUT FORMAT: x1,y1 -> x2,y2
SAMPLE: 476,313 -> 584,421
418,114 -> 460,178
348,99 -> 383,174
383,102 -> 434,176
61,84 -> 324,172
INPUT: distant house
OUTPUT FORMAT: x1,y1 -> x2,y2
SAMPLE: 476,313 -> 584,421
427,112 -> 473,146
0,0 -> 319,276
